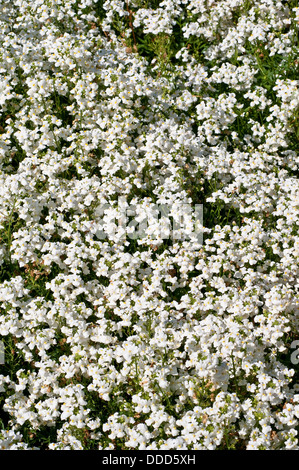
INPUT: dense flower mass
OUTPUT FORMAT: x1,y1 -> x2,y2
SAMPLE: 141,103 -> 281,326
0,0 -> 299,450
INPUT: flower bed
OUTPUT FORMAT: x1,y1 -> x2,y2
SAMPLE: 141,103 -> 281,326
0,0 -> 299,450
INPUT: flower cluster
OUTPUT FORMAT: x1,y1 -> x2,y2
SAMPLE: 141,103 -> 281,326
0,0 -> 299,450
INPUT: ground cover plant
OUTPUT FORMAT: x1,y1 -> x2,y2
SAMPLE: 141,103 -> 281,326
0,0 -> 299,450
